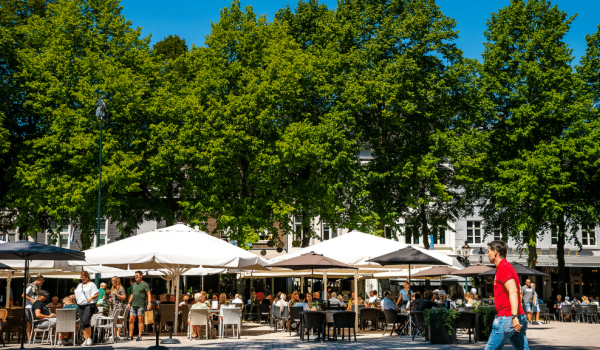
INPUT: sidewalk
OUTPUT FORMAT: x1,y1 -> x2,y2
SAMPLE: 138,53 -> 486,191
10,320 -> 600,349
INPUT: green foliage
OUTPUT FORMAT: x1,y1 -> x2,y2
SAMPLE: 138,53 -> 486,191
452,0 -> 595,266
153,34 -> 188,60
424,308 -> 459,336
475,306 -> 496,336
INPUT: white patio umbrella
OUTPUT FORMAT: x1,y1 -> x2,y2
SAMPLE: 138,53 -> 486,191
70,224 -> 270,334
268,230 -> 455,329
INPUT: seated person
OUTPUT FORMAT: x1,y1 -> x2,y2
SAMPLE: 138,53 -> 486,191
381,291 -> 408,335
231,294 -> 244,310
33,290 -> 57,330
419,290 -> 438,312
313,292 -> 321,302
337,295 -> 346,307
189,293 -> 210,338
438,290 -> 456,310
294,293 -> 311,312
366,290 -> 381,307
161,293 -> 175,304
328,292 -> 343,307
60,296 -> 79,346
408,292 -> 423,313
46,296 -> 62,309
305,293 -> 313,304
581,296 -> 590,306
260,292 -> 272,305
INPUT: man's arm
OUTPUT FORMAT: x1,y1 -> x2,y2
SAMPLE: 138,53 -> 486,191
503,278 -> 523,332
146,291 -> 152,309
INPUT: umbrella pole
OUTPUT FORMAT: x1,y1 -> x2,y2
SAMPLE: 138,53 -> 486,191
20,259 -> 28,349
353,270 -> 359,330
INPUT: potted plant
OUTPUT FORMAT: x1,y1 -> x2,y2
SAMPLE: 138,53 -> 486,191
424,308 -> 458,344
474,306 -> 497,341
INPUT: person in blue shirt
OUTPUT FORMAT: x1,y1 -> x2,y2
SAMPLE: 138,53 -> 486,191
397,281 -> 412,309
531,283 -> 542,325
382,291 -> 408,335
294,293 -> 310,312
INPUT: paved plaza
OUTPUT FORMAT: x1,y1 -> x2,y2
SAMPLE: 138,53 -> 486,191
8,320 -> 600,350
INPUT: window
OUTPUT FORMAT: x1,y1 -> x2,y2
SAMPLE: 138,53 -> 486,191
582,224 -> 596,246
385,227 -> 393,240
404,218 -> 419,245
323,226 -> 330,240
2,227 -> 17,242
551,230 -> 558,245
431,225 -> 445,245
294,216 -> 303,242
493,226 -> 507,242
50,222 -> 69,247
467,221 -> 482,244
59,234 -> 69,248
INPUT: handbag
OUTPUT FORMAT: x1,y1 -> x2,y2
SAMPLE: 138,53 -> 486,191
144,310 -> 154,325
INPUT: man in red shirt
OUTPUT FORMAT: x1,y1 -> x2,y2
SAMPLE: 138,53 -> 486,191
485,240 -> 529,350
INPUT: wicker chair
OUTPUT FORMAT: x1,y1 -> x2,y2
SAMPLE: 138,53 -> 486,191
301,312 -> 325,343
27,308 -> 54,345
560,304 -> 573,322
411,311 -> 427,342
94,307 -> 120,344
53,308 -> 79,346
382,310 -> 402,337
179,304 -> 189,332
0,309 -> 7,346
220,306 -> 242,339
538,304 -> 549,324
160,304 -> 176,332
585,304 -> 599,323
258,304 -> 270,324
288,307 -> 303,336
7,308 -> 24,343
188,308 -> 211,340
454,311 -> 477,343
273,305 -> 288,332
359,308 -> 379,331
332,311 -> 356,343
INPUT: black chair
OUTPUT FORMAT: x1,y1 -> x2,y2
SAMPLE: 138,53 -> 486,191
538,304 -> 549,324
333,311 -> 356,343
288,307 -> 303,336
301,312 -> 325,343
585,304 -> 599,323
382,310 -> 402,337
359,308 -> 379,330
454,312 -> 477,344
411,311 -> 427,342
560,304 -> 572,322
258,304 -> 270,324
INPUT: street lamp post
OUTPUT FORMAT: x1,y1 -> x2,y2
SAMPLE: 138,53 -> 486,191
94,98 -> 106,285
460,241 -> 471,292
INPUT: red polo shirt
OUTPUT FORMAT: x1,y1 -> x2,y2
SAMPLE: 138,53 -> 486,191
494,258 -> 525,317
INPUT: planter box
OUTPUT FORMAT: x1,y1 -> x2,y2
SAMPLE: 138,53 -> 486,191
427,313 -> 454,345
476,309 -> 497,341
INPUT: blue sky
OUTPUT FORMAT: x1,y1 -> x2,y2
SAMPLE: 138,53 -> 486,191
120,0 -> 600,62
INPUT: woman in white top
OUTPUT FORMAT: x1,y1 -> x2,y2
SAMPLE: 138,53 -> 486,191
74,271 -> 99,346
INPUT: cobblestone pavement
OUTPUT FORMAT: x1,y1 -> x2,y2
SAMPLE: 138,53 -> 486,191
10,320 -> 600,349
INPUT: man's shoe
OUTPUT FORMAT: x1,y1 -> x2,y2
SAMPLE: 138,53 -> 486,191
125,336 -> 132,341
61,339 -> 69,346
535,321 -> 542,325
136,336 -> 142,341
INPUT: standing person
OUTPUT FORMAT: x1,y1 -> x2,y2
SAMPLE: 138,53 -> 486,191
23,275 -> 44,342
256,288 -> 264,301
126,277 -> 135,298
485,240 -> 528,350
521,279 -> 535,324
530,283 -> 542,325
127,271 -> 151,341
110,276 -> 127,339
397,281 -> 413,309
74,271 -> 99,346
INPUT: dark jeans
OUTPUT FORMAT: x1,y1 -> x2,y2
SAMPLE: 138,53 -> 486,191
78,304 -> 97,328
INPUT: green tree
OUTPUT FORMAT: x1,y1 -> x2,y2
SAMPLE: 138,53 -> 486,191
153,34 -> 188,60
6,0 -> 164,247
454,0 -> 591,267
332,0 -> 474,246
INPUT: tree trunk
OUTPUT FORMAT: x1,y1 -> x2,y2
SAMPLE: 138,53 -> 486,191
556,220 -> 567,296
420,203 -> 430,249
527,230 -> 537,268
301,210 -> 311,247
